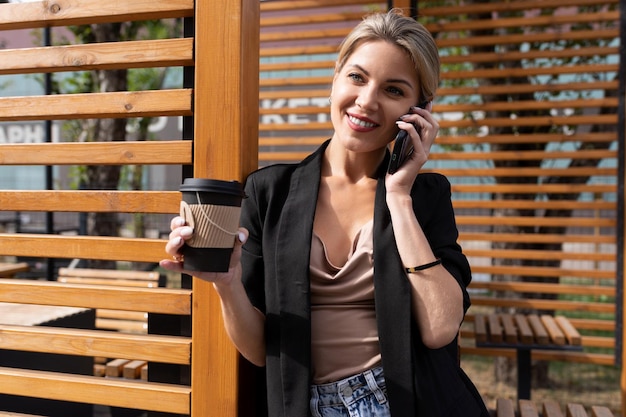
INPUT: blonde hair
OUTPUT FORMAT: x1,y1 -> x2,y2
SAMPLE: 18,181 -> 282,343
336,9 -> 440,103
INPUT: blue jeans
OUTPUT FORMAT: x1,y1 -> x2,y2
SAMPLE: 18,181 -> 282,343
310,366 -> 391,417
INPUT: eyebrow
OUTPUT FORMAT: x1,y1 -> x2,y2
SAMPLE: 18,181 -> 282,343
348,64 -> 416,90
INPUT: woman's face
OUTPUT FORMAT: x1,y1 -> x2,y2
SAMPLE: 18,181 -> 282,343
330,40 -> 420,155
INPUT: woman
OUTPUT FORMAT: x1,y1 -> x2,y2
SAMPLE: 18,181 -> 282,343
161,9 -> 489,417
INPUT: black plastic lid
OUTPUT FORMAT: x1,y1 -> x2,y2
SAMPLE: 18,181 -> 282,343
180,178 -> 245,198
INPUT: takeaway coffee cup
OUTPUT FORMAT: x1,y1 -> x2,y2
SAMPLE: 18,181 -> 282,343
179,178 -> 245,272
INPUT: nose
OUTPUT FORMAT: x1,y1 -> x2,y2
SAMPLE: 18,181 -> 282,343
355,86 -> 379,111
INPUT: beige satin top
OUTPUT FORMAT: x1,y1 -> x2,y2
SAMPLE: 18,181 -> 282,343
310,219 -> 382,384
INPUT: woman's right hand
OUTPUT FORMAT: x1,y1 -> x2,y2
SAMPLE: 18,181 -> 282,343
159,216 -> 248,286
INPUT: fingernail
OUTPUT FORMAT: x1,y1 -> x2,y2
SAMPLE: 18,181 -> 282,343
175,217 -> 186,226
180,227 -> 194,238
173,236 -> 182,246
238,231 -> 247,244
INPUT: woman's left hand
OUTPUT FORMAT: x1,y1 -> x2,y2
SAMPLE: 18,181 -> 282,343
385,102 -> 438,193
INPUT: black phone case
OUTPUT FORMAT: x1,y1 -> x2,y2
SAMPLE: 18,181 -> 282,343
387,129 -> 411,174
387,102 -> 428,174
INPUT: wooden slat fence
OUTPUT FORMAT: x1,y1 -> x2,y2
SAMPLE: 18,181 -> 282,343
259,0 -> 621,367
258,0 -> 623,412
0,0 -> 259,416
0,0 -> 623,415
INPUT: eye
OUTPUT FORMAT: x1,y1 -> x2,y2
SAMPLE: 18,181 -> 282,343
386,85 -> 405,97
348,72 -> 365,83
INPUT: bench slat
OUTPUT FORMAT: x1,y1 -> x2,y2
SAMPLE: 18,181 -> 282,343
106,359 -> 130,378
96,318 -> 147,333
519,399 -> 540,417
58,268 -> 159,281
474,314 -> 487,343
591,406 -> 617,417
555,316 -> 582,346
542,315 -> 567,345
496,398 -> 516,417
542,400 -> 565,417
527,314 -> 550,345
123,360 -> 148,380
488,314 -> 503,343
501,314 -> 518,344
567,403 -> 590,417
514,314 -> 535,344
492,400 -> 615,417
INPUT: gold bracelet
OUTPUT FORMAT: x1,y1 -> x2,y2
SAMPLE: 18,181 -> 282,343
405,259 -> 442,273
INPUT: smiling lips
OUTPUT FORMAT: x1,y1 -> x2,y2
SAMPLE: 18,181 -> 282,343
348,114 -> 378,129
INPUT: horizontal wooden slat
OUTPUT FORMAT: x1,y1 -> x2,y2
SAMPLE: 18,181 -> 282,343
259,114 -> 618,131
465,249 -> 614,262
432,149 -> 616,161
435,167 -> 616,178
0,190 -> 180,213
260,11 -> 364,28
0,234 -> 167,263
259,79 -> 617,99
471,265 -> 613,280
0,367 -> 190,414
460,232 -> 615,245
454,200 -> 615,210
0,89 -> 192,122
58,268 -> 159,281
0,141 -> 191,166
0,38 -> 194,76
471,296 -> 614,313
452,184 -> 615,193
460,345 -> 614,365
437,132 -> 617,145
98,309 -> 147,320
456,216 -> 615,228
462,326 -> 614,350
469,282 -> 614,297
0,324 -> 190,364
0,0 -> 194,31
259,98 -> 618,115
421,0 -> 618,17
96,318 -> 146,332
429,10 -> 618,34
440,80 -> 618,98
259,0 -> 378,12
0,279 -> 191,315
435,29 -> 618,51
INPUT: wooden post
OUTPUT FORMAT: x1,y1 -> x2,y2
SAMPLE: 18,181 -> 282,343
191,0 -> 259,416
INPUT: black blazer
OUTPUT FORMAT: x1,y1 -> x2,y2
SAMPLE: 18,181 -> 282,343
240,140 -> 489,417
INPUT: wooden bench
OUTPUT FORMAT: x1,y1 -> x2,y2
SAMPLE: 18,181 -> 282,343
57,267 -> 163,379
474,313 -> 583,401
494,398 -> 616,417
58,267 -> 162,334
102,358 -> 148,381
474,314 -> 582,347
0,262 -> 29,278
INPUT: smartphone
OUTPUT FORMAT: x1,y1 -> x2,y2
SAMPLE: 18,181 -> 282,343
387,101 -> 429,174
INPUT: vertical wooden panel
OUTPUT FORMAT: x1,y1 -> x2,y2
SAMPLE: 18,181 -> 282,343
191,0 -> 259,416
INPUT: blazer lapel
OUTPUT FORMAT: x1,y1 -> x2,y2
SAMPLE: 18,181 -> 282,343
372,164 -> 416,414
274,141 -> 327,414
